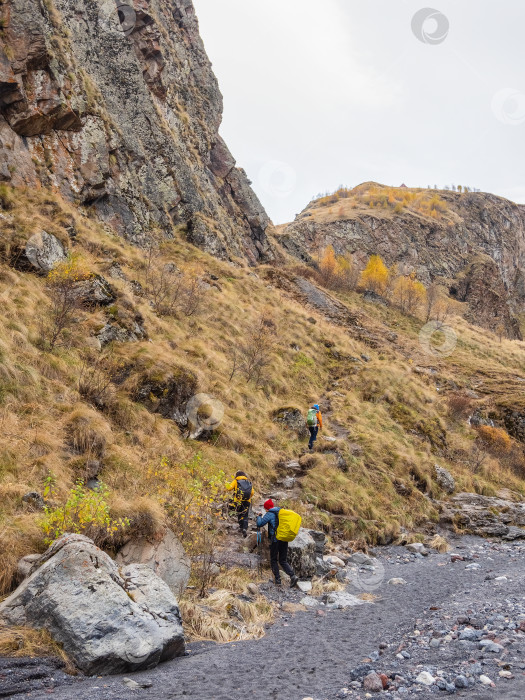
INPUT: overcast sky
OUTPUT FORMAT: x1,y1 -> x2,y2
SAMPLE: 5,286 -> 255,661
193,0 -> 525,224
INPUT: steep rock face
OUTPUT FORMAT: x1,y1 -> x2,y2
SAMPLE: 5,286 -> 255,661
278,187 -> 525,336
0,0 -> 272,263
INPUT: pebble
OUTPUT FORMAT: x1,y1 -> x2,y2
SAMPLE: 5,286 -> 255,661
363,671 -> 383,692
388,578 -> 407,585
479,675 -> 494,686
415,671 -> 435,686
454,675 -> 468,689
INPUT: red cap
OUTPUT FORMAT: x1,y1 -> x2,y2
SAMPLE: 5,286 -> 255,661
263,499 -> 274,510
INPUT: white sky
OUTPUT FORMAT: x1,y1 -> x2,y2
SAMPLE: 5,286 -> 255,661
192,0 -> 525,224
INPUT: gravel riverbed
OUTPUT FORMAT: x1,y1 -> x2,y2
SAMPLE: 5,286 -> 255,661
2,534 -> 525,700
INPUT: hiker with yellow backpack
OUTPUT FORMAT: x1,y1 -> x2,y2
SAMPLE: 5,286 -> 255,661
226,470 -> 254,538
256,499 -> 301,587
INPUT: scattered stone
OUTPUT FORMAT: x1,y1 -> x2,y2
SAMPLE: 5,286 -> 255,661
388,578 -> 407,585
416,671 -> 435,686
246,583 -> 259,596
454,675 -> 468,689
323,554 -> 345,567
479,675 -> 494,686
363,671 -> 383,693
21,492 -> 45,511
282,602 -> 307,614
405,543 -> 428,556
300,596 -> 320,608
349,552 -> 374,566
296,580 -> 313,593
324,591 -> 365,609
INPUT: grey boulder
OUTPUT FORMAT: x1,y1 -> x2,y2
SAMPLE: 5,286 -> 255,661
434,464 -> 456,494
0,533 -> 185,675
23,231 -> 67,273
116,529 -> 191,595
288,528 -> 316,579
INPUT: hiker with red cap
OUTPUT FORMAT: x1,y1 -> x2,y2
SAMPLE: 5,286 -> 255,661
256,499 -> 299,588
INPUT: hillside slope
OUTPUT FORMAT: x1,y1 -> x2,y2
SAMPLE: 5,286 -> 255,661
0,0 -> 271,262
2,187 -> 525,600
277,183 -> 525,338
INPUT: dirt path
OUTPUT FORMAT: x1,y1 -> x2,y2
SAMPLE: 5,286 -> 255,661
6,534 -> 525,700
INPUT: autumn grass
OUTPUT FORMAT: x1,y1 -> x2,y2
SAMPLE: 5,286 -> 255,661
0,184 -> 524,597
180,589 -> 275,643
0,624 -> 76,673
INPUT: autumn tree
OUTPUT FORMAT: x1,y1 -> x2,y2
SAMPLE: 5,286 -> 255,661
393,273 -> 427,315
41,256 -> 92,350
359,254 -> 389,295
318,246 -> 359,291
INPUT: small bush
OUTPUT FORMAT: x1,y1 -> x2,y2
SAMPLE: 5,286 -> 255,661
447,392 -> 474,421
40,480 -> 129,546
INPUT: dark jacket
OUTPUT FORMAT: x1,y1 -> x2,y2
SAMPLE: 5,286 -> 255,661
256,507 -> 280,543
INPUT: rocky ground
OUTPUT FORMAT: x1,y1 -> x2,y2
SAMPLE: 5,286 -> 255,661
3,533 -> 525,699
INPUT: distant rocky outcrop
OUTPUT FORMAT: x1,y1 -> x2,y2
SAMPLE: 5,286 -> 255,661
0,534 -> 185,675
0,0 -> 272,264
440,492 -> 525,540
278,185 -> 525,338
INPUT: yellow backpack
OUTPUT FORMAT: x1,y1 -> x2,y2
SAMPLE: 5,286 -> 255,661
275,509 -> 302,542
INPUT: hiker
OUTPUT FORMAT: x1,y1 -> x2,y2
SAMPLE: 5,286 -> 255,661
226,470 -> 253,538
256,499 -> 299,587
307,403 -> 323,450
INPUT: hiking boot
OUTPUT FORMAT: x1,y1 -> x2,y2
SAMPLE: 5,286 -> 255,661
274,580 -> 282,587
290,575 -> 299,588
242,530 -> 248,538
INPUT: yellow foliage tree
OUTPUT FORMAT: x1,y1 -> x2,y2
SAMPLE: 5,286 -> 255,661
318,246 -> 359,291
393,273 -> 427,315
359,254 -> 389,295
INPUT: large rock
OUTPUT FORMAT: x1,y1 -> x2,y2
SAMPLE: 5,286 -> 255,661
21,231 -> 67,273
434,465 -> 455,494
271,407 -> 308,439
0,534 -> 185,675
116,529 -> 191,595
288,528 -> 317,579
133,363 -> 198,426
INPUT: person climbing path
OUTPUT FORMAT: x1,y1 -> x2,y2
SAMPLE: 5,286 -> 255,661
256,499 -> 299,588
307,403 -> 323,449
226,470 -> 253,538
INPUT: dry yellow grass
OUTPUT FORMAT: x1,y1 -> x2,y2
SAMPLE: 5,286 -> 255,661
179,589 -> 275,643
0,624 -> 75,673
0,184 -> 523,597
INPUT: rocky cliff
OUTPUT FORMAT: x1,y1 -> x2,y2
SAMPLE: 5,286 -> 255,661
0,0 -> 272,263
277,184 -> 525,338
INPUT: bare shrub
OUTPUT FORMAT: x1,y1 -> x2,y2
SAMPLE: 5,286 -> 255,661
40,257 -> 92,350
78,352 -> 121,409
229,314 -> 278,387
447,392 -> 474,421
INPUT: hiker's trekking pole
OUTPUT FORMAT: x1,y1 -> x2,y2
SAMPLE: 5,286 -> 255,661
257,527 -> 263,577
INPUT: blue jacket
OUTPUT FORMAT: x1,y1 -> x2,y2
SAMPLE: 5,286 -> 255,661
256,507 -> 280,543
